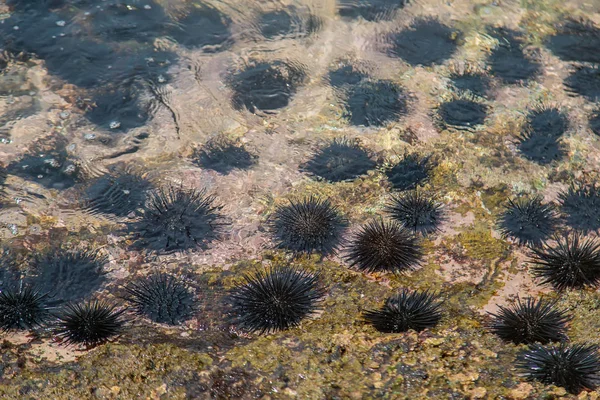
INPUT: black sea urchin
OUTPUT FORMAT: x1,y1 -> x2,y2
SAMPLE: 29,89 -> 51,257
227,60 -> 306,113
30,248 -> 107,307
386,191 -> 444,235
589,111 -> 600,137
192,136 -> 257,175
125,273 -> 195,325
565,65 -> 600,102
230,266 -> 324,333
84,171 -> 153,217
342,80 -> 409,127
345,219 -> 423,274
487,28 -> 541,84
529,233 -> 600,290
126,186 -> 224,253
337,0 -> 409,22
488,297 -> 570,344
517,105 -> 568,165
517,343 -> 600,394
546,19 -> 600,64
437,98 -> 487,130
448,64 -> 492,98
386,17 -> 460,66
301,138 -> 376,182
559,184 -> 600,234
0,285 -> 50,331
55,301 -> 125,348
364,289 -> 442,333
327,62 -> 368,88
385,153 -> 435,191
497,197 -> 558,246
269,196 -> 348,255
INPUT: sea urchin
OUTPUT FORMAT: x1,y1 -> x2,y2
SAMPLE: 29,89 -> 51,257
55,301 -> 126,348
125,273 -> 196,325
269,196 -> 348,255
345,219 -> 423,274
517,343 -> 600,394
0,285 -> 50,331
529,233 -> 600,290
497,196 -> 558,246
488,297 -> 570,344
126,186 -> 224,253
230,266 -> 324,333
386,191 -> 445,235
559,184 -> 600,234
364,289 -> 442,333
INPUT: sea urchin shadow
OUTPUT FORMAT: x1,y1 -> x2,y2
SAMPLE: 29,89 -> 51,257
125,186 -> 225,253
125,273 -> 196,326
437,98 -> 487,130
269,196 -> 348,255
342,80 -> 409,127
301,137 -> 376,182
230,266 -> 325,334
29,248 -> 107,307
386,18 -> 460,66
192,136 -> 257,175
227,60 -> 306,113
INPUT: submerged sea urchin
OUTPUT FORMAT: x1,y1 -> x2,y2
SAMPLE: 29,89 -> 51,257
559,184 -> 600,234
301,138 -> 376,182
30,248 -> 107,306
0,285 -> 50,331
192,136 -> 257,175
84,170 -> 153,217
517,343 -> 600,394
125,273 -> 196,325
437,98 -> 488,130
488,297 -> 570,344
230,266 -> 324,333
529,233 -> 600,290
385,153 -> 435,191
364,289 -> 442,333
345,219 -> 422,274
497,197 -> 558,246
55,301 -> 126,348
386,191 -> 444,235
126,186 -> 224,253
269,196 -> 348,255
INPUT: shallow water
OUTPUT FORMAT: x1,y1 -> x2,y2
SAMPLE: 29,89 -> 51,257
2,0 -> 600,398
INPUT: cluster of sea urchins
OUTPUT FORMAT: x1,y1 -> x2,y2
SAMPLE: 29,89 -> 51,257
489,188 -> 600,394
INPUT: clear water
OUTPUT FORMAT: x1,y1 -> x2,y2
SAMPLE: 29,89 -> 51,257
2,0 -> 600,397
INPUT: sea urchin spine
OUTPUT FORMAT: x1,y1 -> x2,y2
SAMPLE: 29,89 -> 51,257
386,191 -> 445,235
55,301 -> 126,348
125,273 -> 196,325
517,343 -> 600,394
488,297 -> 570,344
0,285 -> 50,332
529,233 -> 600,290
126,185 -> 225,253
497,196 -> 558,247
269,196 -> 348,255
230,266 -> 324,333
364,289 -> 442,333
